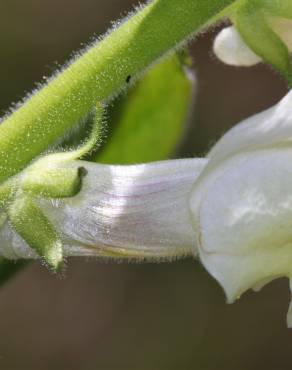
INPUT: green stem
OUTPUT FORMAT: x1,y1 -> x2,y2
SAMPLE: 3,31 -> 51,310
0,0 -> 236,184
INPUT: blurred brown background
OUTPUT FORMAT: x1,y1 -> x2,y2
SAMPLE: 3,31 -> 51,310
0,1 -> 291,369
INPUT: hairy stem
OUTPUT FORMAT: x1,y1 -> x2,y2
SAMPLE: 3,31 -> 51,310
0,0 -> 236,184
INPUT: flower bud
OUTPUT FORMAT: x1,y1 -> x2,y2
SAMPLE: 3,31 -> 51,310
213,26 -> 261,67
214,19 -> 292,67
213,9 -> 292,83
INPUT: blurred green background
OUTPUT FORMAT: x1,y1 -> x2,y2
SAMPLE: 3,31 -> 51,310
0,1 -> 291,369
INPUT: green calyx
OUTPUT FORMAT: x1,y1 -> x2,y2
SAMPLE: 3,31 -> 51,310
8,196 -> 63,271
229,0 -> 292,85
21,166 -> 87,199
262,0 -> 292,18
3,161 -> 85,271
0,104 -> 103,271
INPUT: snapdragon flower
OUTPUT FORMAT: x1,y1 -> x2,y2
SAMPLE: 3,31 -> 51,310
2,91 -> 292,325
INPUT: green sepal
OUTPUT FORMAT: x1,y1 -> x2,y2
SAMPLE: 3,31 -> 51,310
22,166 -> 87,199
233,1 -> 292,85
7,195 -> 63,271
263,0 -> 292,18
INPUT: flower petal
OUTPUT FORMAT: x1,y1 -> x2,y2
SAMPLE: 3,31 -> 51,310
191,148 -> 292,303
0,158 -> 207,261
213,26 -> 261,67
208,90 -> 292,167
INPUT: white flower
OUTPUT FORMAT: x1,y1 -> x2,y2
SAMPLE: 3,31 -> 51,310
191,90 -> 292,327
2,90 -> 292,325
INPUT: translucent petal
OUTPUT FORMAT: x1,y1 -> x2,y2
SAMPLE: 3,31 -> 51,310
190,148 -> 292,302
0,158 -> 207,261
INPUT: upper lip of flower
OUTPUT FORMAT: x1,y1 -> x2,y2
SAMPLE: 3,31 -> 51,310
189,90 -> 292,326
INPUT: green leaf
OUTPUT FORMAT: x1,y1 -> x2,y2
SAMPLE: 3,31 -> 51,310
94,53 -> 195,164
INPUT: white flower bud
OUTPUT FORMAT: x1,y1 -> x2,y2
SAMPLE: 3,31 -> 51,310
213,26 -> 261,67
213,19 -> 292,67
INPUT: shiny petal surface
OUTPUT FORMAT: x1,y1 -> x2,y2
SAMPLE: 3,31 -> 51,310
0,158 -> 207,260
191,148 -> 292,303
208,91 -> 292,166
